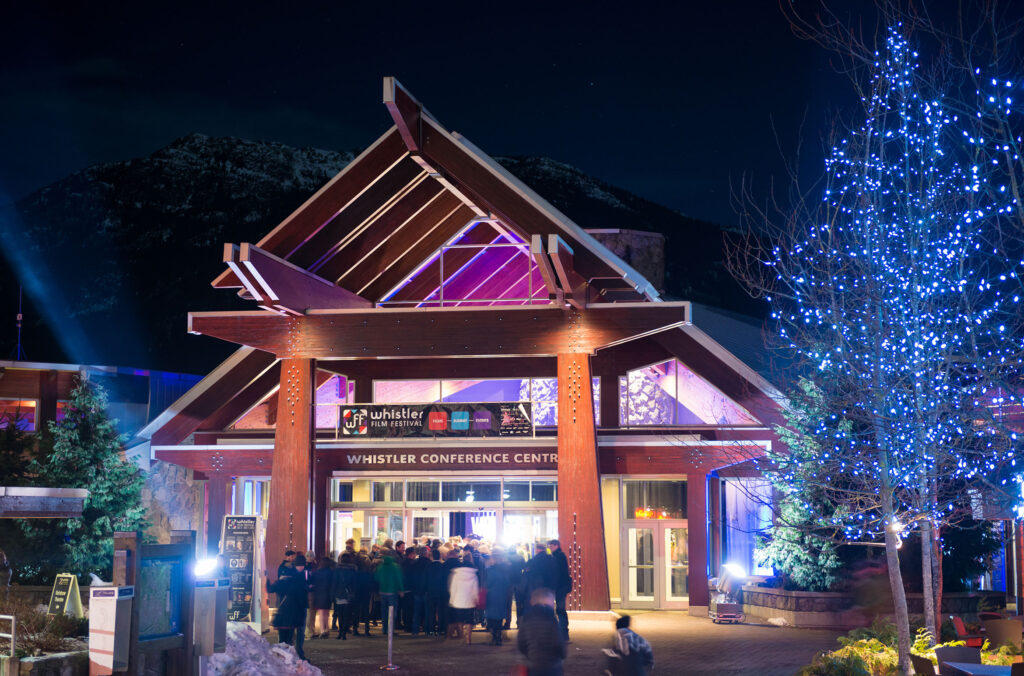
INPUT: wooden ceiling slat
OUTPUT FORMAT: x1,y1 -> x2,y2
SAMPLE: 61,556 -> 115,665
314,179 -> 445,285
359,204 -> 476,300
388,223 -> 502,303
198,361 -> 281,431
341,192 -> 463,290
289,158 -> 425,270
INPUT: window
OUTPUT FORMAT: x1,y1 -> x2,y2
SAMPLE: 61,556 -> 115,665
335,482 -> 353,502
373,380 -> 441,403
441,481 -> 501,503
620,359 -> 758,426
623,480 -> 687,520
407,481 -> 440,501
531,481 -> 557,502
0,399 -> 36,432
502,481 -> 530,501
372,481 -> 404,502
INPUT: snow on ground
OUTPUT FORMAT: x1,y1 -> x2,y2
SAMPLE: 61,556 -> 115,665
207,622 -> 323,676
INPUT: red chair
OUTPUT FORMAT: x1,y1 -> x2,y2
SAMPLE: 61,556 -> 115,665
950,615 -> 985,648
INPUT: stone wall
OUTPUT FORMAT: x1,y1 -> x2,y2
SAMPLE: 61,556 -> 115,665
742,585 -> 1008,629
142,460 -> 203,544
585,229 -> 666,292
1,651 -> 88,676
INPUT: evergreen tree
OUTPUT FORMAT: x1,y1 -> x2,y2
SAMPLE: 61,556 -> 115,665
0,406 -> 36,487
21,377 -> 149,579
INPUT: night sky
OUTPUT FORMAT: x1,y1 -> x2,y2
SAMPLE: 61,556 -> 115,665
0,1 -> 850,227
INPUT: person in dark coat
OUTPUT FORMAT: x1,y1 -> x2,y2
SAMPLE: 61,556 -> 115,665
408,547 -> 431,635
309,558 -> 334,638
548,539 -> 573,640
400,548 -> 417,632
424,549 -> 447,635
517,587 -> 566,676
508,547 -> 527,628
330,553 -> 358,640
440,549 -> 462,636
525,544 -> 557,596
267,554 -> 309,660
353,557 -> 375,636
483,552 -> 512,646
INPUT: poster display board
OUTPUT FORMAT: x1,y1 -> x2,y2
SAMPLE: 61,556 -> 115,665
340,402 -> 533,437
47,573 -> 84,618
220,515 -> 265,631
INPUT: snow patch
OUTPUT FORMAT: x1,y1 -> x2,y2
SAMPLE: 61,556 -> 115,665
207,622 -> 323,676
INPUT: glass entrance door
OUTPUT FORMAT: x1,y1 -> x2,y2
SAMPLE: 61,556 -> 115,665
621,520 -> 688,609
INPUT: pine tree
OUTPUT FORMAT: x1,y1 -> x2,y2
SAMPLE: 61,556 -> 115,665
21,377 -> 149,578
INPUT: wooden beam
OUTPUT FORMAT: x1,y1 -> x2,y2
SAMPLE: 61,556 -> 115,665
290,158 -> 427,270
188,303 -> 690,359
205,475 -> 230,555
383,77 -> 423,152
386,222 -> 501,304
266,359 -> 315,582
226,243 -> 371,314
316,179 -> 446,285
358,203 -> 476,300
419,117 -> 617,283
212,129 -> 409,288
547,234 -> 587,308
197,361 -> 281,431
531,235 -> 560,301
151,349 -> 278,447
317,356 -> 557,380
557,353 -> 609,611
687,474 -> 710,611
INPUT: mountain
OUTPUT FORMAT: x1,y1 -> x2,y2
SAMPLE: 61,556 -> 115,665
0,134 -> 758,373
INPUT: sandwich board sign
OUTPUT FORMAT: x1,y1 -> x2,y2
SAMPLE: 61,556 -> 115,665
47,573 -> 84,618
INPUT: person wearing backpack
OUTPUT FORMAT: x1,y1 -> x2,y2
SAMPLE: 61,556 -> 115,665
603,615 -> 654,676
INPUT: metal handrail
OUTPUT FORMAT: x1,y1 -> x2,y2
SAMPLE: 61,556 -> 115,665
0,614 -> 15,661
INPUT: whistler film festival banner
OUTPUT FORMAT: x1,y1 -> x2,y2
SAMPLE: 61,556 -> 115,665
340,402 -> 532,438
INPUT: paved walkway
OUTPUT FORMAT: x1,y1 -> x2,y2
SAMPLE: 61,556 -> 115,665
297,613 -> 843,676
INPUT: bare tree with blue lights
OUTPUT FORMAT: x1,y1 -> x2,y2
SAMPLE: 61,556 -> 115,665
733,22 -> 1024,673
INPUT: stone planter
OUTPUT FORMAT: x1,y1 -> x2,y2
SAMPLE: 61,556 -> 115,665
1,650 -> 88,676
742,585 -> 1007,629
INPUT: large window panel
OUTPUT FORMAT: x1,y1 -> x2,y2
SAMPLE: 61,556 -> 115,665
623,480 -> 687,520
621,359 -> 758,426
442,379 -> 524,403
373,380 -> 442,403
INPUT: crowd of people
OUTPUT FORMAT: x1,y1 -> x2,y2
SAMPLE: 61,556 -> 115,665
266,536 -> 653,675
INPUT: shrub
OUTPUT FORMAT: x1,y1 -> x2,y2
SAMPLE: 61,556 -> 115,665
0,597 -> 81,657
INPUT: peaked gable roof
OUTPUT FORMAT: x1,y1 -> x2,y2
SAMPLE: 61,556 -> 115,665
211,78 -> 658,308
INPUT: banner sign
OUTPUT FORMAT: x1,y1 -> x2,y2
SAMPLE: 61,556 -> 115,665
221,515 -> 259,622
331,447 -> 558,471
340,403 -> 532,438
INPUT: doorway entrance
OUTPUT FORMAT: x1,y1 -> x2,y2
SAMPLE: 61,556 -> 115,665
620,520 -> 689,609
